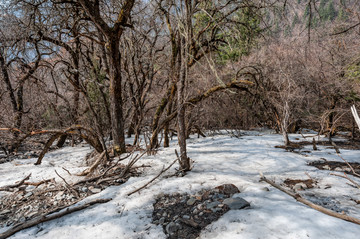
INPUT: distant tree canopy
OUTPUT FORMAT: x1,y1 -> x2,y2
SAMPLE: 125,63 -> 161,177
0,0 -> 359,157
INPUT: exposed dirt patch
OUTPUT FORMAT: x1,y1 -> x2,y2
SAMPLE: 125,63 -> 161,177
283,178 -> 317,189
308,161 -> 360,177
298,140 -> 360,150
274,143 -> 303,151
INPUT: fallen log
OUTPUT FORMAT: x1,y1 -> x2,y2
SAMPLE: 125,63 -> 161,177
259,173 -> 360,225
0,198 -> 112,239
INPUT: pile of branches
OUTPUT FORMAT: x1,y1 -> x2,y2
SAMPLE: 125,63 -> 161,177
0,151 -> 147,238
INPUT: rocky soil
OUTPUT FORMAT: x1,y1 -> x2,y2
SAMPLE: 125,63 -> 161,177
152,184 -> 250,239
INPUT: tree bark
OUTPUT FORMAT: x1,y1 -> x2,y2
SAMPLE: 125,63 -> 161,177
150,83 -> 176,149
176,0 -> 192,172
109,39 -> 126,154
77,0 -> 135,155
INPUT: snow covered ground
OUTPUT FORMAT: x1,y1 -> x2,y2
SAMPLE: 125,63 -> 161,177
1,131 -> 360,239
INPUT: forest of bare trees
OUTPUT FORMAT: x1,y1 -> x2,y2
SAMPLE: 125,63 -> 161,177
1,0 -> 359,170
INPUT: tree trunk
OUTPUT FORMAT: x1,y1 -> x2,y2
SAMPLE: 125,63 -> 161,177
72,29 -> 81,124
163,84 -> 176,147
163,110 -> 172,148
14,84 -> 24,131
150,83 -> 176,149
56,134 -> 67,148
0,51 -> 21,139
281,101 -> 291,146
127,111 -> 137,138
177,6 -> 191,171
109,39 -> 126,154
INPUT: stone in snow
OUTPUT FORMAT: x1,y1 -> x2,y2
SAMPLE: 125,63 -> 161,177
90,188 -> 101,194
223,197 -> 250,210
215,184 -> 240,196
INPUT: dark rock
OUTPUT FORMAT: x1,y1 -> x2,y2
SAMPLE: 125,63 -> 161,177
206,201 -> 220,209
159,217 -> 165,224
211,208 -> 222,213
215,184 -> 240,196
166,222 -> 179,235
223,197 -> 250,210
212,193 -> 225,199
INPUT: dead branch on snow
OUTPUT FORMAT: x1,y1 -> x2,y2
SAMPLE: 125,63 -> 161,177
0,198 -> 112,239
260,173 -> 360,225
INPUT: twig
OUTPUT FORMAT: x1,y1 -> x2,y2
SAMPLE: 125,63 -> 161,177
72,154 -> 131,186
96,174 -> 127,185
336,152 -> 360,177
175,149 -> 182,166
0,128 -> 23,133
330,172 -> 360,190
259,173 -> 360,225
0,198 -> 112,239
23,179 -> 52,188
55,170 -> 80,198
73,152 -> 144,186
312,138 -> 317,150
119,151 -> 147,178
62,167 -> 72,175
0,174 -> 31,191
305,172 -> 313,180
330,141 -> 340,154
98,153 -> 132,178
77,150 -> 106,176
300,131 -> 306,139
299,131 -> 316,139
331,22 -> 360,36
127,158 -> 178,196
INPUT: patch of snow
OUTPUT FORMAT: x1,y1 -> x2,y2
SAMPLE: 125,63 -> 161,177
1,133 -> 360,238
